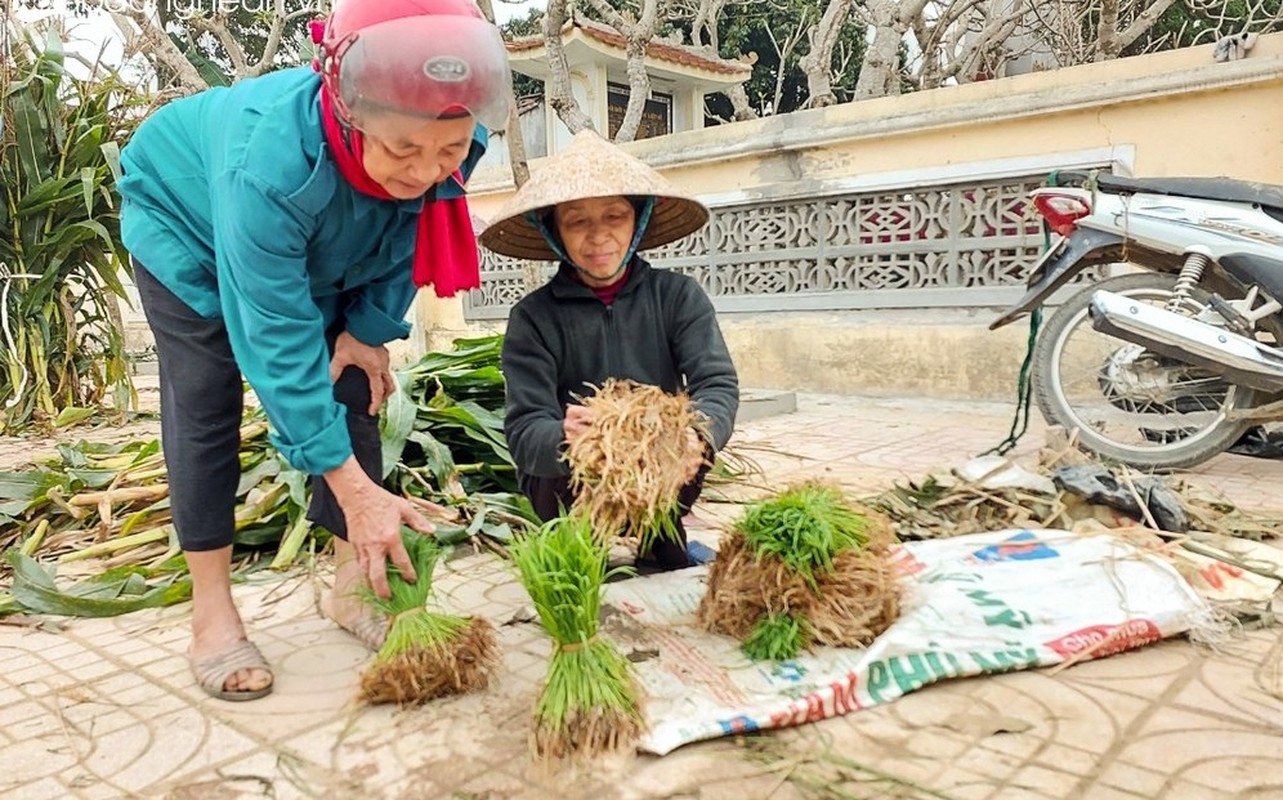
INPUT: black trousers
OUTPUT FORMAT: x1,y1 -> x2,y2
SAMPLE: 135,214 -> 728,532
520,468 -> 708,570
133,260 -> 379,551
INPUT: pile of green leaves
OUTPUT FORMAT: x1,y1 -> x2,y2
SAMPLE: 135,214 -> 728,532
735,483 -> 873,585
509,514 -> 644,758
381,336 -> 512,494
0,335 -> 538,618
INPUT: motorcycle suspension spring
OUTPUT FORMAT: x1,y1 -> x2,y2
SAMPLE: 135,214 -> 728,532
1166,252 -> 1210,312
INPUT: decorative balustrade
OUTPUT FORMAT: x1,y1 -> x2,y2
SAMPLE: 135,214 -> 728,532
463,173 -> 1106,320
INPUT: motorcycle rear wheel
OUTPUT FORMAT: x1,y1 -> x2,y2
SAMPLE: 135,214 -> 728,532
1032,271 -> 1263,470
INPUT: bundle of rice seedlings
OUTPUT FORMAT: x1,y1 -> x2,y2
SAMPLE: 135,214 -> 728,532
698,482 -> 900,660
359,527 -> 499,706
564,378 -> 704,548
510,513 -> 646,758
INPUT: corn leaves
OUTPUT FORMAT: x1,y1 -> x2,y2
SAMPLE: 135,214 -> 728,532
0,334 -> 537,617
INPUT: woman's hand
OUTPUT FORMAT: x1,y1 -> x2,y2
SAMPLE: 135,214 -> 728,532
563,404 -> 597,445
325,458 -> 436,598
330,331 -> 396,415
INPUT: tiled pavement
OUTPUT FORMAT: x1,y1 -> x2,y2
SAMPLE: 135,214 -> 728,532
2,394 -> 1282,800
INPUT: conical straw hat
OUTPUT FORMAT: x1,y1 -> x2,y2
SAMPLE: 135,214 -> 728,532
478,130 -> 709,261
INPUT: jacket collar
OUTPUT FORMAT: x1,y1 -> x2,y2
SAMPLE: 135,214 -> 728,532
548,255 -> 651,300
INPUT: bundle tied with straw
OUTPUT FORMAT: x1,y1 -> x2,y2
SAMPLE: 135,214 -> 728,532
564,378 -> 705,548
511,513 -> 646,759
698,482 -> 900,660
359,527 -> 499,705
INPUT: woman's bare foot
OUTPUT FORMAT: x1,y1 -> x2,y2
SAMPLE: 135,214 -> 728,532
322,538 -> 389,650
187,547 -> 273,696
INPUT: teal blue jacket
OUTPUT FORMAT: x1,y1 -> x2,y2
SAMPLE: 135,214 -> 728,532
118,67 -> 486,476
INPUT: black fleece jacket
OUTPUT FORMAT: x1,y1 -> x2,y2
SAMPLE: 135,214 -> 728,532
501,256 -> 739,479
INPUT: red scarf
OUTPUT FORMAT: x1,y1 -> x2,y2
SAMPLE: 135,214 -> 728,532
319,90 -> 480,297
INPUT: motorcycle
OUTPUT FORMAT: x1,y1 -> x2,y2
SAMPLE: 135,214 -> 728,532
990,171 -> 1283,469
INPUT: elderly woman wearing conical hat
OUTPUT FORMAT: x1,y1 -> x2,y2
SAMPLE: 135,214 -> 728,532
480,130 -> 739,571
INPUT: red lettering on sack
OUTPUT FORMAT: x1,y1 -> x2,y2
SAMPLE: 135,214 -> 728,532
830,672 -> 863,714
805,693 -> 827,722
1045,620 -> 1161,660
768,674 -> 865,730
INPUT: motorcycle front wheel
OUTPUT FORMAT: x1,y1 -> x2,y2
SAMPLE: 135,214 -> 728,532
1032,271 -> 1260,470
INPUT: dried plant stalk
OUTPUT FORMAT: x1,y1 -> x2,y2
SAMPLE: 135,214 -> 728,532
565,379 -> 704,545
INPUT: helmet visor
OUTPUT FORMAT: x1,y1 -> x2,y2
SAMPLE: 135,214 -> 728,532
337,15 -> 511,132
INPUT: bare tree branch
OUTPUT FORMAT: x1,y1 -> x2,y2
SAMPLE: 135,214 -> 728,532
245,9 -> 319,78
84,0 -> 209,95
581,0 -> 674,141
856,0 -> 930,99
1115,0 -> 1180,52
764,11 -> 809,113
191,16 -> 249,76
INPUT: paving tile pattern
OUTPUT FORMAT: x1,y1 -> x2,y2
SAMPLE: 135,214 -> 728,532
2,394 -> 1282,799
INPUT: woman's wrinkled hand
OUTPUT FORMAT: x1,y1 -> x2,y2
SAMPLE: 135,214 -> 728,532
330,331 -> 396,415
343,485 -> 436,599
563,403 -> 597,446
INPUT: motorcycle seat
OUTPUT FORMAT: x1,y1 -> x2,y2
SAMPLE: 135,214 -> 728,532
1095,174 -> 1283,211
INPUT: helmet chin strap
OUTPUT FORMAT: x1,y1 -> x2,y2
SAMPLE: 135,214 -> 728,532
527,197 -> 656,284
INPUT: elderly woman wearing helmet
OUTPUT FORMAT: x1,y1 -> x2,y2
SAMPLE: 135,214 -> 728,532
481,130 -> 739,571
117,0 -> 510,700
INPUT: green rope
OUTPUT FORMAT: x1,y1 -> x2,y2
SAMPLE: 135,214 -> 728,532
981,306 -> 1042,457
981,170 -> 1063,457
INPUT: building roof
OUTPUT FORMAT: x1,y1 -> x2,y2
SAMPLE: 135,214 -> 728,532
506,10 -> 752,79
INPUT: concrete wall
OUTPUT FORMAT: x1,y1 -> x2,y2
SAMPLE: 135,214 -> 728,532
447,33 -> 1283,401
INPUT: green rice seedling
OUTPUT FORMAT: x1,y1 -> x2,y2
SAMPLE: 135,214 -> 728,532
735,483 -> 875,585
359,527 -> 498,705
510,513 -> 645,758
741,611 -> 812,661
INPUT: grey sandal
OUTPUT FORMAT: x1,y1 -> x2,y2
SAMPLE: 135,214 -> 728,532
337,614 -> 389,651
191,639 -> 274,702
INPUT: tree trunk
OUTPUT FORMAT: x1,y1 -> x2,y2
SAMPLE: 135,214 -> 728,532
583,0 -> 667,142
799,0 -> 853,108
1095,0 -> 1121,60
853,0 -> 900,100
476,0 -> 530,187
614,36 -> 653,142
854,0 -> 930,100
544,0 -> 597,134
721,82 -> 759,121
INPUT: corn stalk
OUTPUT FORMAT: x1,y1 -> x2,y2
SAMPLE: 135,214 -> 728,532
1,19 -> 145,433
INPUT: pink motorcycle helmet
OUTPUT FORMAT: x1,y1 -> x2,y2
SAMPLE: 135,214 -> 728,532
313,0 -> 511,131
